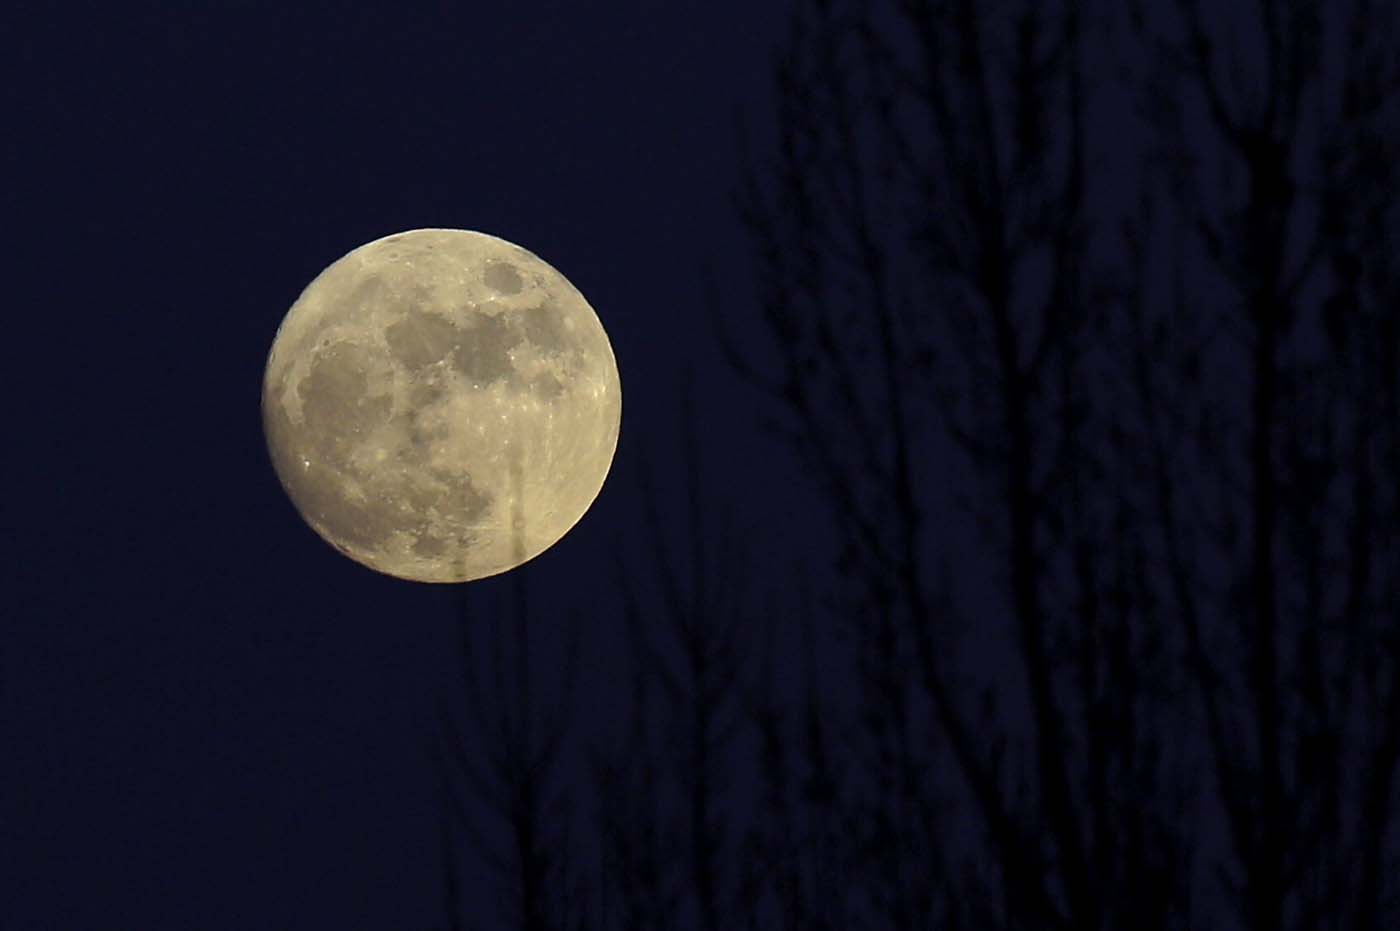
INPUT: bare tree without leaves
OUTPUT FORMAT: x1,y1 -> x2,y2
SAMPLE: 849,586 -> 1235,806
722,0 -> 1400,927
717,0 -> 1328,928
433,0 -> 1400,927
1122,0 -> 1400,927
599,372 -> 754,931
435,580 -> 586,931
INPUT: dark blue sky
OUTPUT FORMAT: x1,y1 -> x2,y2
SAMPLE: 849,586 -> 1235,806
2,2 -> 811,927
13,0 -> 1396,928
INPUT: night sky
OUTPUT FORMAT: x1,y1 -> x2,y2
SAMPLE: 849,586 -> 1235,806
10,1 -> 1400,929
4,2 -> 804,927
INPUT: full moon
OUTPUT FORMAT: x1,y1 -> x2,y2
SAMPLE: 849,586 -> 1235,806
262,228 -> 621,583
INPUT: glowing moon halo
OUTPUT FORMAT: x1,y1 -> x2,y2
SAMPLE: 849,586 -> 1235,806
262,228 -> 621,583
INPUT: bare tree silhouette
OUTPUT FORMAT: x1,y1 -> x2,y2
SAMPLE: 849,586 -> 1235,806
590,643 -> 682,931
595,371 -> 754,931
717,0 -> 1400,927
434,578 -> 585,931
430,1 -> 1400,928
735,573 -> 863,931
721,0 -> 1196,928
1121,0 -> 1400,927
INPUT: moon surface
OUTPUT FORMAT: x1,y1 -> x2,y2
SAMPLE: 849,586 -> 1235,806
262,228 -> 621,583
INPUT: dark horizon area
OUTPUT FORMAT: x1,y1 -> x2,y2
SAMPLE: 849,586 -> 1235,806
7,1 -> 1400,929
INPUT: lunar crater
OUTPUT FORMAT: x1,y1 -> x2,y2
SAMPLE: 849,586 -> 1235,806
483,261 -> 524,294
